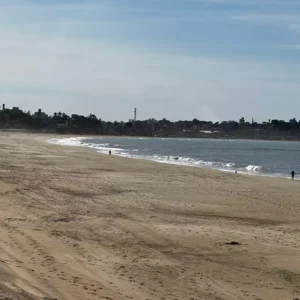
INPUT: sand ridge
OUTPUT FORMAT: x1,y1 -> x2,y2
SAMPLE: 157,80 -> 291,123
0,133 -> 298,299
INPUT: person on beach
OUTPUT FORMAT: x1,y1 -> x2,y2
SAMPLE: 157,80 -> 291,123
291,170 -> 295,180
109,150 -> 111,155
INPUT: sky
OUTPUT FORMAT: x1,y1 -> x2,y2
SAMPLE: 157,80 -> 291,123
0,0 -> 300,121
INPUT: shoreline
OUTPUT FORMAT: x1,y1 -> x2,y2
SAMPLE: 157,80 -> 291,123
48,135 -> 297,181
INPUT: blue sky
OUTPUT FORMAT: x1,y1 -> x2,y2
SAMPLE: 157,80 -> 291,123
1,0 -> 300,121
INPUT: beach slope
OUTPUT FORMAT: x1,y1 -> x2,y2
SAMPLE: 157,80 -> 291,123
0,133 -> 299,300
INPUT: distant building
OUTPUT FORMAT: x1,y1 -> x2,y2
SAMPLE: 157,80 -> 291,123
34,109 -> 47,118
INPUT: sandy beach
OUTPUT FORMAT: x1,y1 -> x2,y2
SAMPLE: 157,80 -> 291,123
0,133 -> 298,300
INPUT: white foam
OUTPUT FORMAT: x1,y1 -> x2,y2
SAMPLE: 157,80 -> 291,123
245,165 -> 263,172
49,137 -> 84,147
149,155 -> 238,170
49,137 -> 129,155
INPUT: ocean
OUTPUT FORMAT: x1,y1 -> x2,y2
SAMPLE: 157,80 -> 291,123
50,136 -> 300,179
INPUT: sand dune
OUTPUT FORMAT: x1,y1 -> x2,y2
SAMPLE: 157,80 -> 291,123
0,133 -> 299,300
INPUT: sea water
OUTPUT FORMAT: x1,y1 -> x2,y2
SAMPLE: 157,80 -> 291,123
50,137 -> 300,179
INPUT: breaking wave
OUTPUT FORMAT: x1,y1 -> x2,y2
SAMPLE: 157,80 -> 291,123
245,165 -> 264,172
49,137 -> 269,176
49,137 -> 130,155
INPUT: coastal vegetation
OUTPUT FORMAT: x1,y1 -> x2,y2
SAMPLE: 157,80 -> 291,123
1,105 -> 300,140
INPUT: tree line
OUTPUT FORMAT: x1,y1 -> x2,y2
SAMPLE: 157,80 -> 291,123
1,106 -> 300,140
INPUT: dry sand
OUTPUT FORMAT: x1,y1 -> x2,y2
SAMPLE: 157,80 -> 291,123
0,133 -> 298,300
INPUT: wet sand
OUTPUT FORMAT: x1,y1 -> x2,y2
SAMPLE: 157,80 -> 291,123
0,133 -> 299,300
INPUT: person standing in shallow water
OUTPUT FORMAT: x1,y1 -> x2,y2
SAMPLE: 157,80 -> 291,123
291,170 -> 295,180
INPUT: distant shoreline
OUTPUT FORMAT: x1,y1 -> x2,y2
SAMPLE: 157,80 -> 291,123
36,130 -> 300,143
2,128 -> 300,143
0,128 -> 300,142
